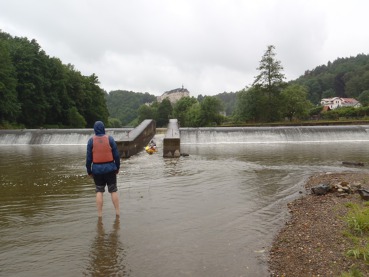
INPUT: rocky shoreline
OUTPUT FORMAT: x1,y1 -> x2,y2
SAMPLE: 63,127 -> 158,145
268,171 -> 369,277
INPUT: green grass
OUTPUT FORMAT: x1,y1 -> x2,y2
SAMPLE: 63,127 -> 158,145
344,203 -> 369,235
342,202 -> 369,276
340,267 -> 364,277
347,247 -> 369,261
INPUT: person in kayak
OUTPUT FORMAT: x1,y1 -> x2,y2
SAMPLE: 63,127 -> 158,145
149,139 -> 156,150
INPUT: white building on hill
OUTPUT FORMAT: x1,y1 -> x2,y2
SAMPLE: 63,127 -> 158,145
157,86 -> 190,104
320,97 -> 361,110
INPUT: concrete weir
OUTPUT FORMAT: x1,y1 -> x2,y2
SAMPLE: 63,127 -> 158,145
116,119 -> 156,158
163,119 -> 181,157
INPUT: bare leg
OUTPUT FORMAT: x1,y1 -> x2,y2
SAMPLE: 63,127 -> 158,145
96,192 -> 103,217
111,191 -> 120,217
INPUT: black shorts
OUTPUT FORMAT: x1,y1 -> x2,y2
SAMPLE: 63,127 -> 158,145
93,171 -> 117,193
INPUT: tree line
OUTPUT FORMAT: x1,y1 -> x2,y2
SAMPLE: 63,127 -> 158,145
223,47 -> 369,124
108,46 -> 312,127
124,46 -> 369,126
293,53 -> 369,105
2,28 -> 369,129
0,30 -> 108,128
105,90 -> 224,128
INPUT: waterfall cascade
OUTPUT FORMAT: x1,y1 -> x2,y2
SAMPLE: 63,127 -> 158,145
1,125 -> 369,145
179,125 -> 369,144
0,129 -> 131,145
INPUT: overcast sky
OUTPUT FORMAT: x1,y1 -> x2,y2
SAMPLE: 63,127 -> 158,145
1,0 -> 369,97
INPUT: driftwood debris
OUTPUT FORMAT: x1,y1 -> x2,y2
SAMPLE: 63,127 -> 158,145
342,161 -> 364,167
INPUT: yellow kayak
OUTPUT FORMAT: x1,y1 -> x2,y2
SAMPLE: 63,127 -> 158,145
145,145 -> 157,154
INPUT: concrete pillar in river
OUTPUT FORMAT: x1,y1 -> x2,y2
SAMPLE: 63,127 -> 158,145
163,119 -> 180,158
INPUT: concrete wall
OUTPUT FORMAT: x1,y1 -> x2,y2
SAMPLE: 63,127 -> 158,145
116,119 -> 156,158
163,119 -> 180,157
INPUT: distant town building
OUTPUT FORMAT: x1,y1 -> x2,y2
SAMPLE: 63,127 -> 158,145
157,86 -> 190,104
320,97 -> 361,110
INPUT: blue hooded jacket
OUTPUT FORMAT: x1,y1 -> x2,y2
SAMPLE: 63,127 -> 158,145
86,121 -> 120,175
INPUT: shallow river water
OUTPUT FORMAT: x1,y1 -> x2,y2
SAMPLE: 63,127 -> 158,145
1,134 -> 369,277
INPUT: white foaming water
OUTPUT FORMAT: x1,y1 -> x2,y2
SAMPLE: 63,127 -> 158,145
1,125 -> 369,145
0,128 -> 131,145
180,125 -> 369,144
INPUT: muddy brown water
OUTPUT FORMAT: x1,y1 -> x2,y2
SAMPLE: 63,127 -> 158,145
1,134 -> 369,276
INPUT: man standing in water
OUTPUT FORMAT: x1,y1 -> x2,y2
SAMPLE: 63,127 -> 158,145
86,121 -> 120,218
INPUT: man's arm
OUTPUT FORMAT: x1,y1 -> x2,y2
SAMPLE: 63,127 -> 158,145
109,136 -> 120,171
86,138 -> 93,175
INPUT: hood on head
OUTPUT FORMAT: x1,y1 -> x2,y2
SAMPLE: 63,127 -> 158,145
94,121 -> 105,135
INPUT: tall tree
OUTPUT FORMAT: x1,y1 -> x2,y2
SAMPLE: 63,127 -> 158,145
253,45 -> 286,91
236,45 -> 286,123
252,45 -> 286,122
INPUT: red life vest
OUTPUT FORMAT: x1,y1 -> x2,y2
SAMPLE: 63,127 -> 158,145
92,135 -> 114,163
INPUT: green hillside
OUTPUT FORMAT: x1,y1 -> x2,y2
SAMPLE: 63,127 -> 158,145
106,90 -> 156,126
292,54 -> 369,105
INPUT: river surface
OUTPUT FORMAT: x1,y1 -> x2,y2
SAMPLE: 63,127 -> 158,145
1,134 -> 369,277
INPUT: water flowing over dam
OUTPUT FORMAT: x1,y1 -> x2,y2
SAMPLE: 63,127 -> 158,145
0,128 -> 132,145
1,125 -> 369,145
180,125 -> 369,144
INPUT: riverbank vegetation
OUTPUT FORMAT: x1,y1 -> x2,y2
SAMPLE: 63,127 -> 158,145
0,31 -> 109,129
2,29 -> 369,129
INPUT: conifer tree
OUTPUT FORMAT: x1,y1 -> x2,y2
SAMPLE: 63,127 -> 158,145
253,45 -> 286,121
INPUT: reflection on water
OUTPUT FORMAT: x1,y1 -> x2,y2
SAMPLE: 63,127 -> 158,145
1,141 -> 369,276
84,217 -> 127,276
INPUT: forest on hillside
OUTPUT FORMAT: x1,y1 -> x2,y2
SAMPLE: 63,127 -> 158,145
105,90 -> 156,126
214,53 -> 369,117
0,30 -> 109,128
214,53 -> 369,120
292,54 -> 369,105
1,29 -> 369,128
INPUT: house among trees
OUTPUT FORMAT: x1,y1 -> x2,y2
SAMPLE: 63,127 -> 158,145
157,86 -> 190,104
320,97 -> 361,111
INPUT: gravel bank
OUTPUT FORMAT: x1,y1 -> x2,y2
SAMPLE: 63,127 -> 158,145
268,171 -> 369,277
